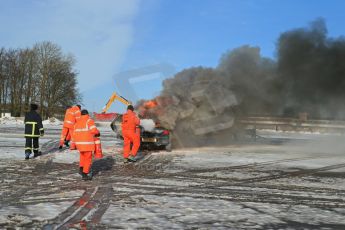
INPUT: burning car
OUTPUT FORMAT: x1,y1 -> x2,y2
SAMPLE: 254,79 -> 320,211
110,114 -> 171,151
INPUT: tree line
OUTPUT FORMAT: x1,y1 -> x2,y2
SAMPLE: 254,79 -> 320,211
0,41 -> 81,118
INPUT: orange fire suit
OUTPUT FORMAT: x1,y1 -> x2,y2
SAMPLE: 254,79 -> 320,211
60,105 -> 81,149
74,114 -> 99,174
121,109 -> 140,158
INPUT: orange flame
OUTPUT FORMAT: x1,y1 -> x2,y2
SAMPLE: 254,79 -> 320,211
144,100 -> 158,109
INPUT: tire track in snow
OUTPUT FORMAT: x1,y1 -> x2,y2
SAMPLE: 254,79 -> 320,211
50,186 -> 113,229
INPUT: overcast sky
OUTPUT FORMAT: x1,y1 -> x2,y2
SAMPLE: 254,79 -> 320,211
0,0 -> 344,112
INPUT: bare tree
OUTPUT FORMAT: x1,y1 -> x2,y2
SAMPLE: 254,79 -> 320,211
0,48 -> 6,114
0,42 -> 81,118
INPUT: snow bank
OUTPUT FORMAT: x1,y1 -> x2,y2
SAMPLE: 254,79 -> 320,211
0,117 -> 23,125
0,116 -> 62,126
43,117 -> 62,126
140,119 -> 155,132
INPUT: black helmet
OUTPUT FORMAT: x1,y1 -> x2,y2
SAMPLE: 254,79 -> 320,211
127,105 -> 134,111
81,109 -> 89,115
30,103 -> 38,111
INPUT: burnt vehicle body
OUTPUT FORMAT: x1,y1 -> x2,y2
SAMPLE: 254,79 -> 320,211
110,114 -> 171,151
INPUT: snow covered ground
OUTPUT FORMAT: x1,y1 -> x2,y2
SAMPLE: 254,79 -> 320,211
0,124 -> 345,229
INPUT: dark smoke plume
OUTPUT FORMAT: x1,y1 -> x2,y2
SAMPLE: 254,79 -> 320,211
137,18 -> 345,148
277,18 -> 345,119
137,46 -> 277,147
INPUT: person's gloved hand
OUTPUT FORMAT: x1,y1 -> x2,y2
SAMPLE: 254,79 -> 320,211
94,132 -> 100,137
40,130 -> 44,137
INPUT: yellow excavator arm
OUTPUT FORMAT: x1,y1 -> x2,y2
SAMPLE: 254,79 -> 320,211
102,92 -> 132,113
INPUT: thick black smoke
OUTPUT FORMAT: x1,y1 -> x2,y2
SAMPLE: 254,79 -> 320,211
137,46 -> 276,147
278,18 -> 345,119
137,18 -> 345,148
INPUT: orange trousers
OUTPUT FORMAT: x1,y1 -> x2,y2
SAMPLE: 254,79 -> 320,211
94,137 -> 103,159
79,151 -> 92,174
60,127 -> 76,149
122,130 -> 140,158
69,128 -> 76,150
60,127 -> 71,146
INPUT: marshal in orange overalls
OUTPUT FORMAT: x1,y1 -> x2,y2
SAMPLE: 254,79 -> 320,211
59,105 -> 81,149
121,107 -> 140,159
74,111 -> 100,177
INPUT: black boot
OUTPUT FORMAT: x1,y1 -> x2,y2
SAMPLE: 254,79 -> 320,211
25,152 -> 31,160
79,167 -> 83,175
64,140 -> 70,147
128,155 -> 137,162
34,151 -> 42,158
82,171 -> 93,181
